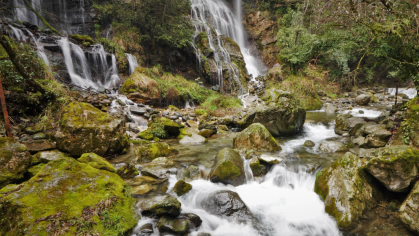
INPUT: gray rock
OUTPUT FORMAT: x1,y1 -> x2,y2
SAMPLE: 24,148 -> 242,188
200,190 -> 255,224
34,149 -> 68,163
303,140 -> 315,147
32,133 -> 47,140
139,195 -> 181,217
400,181 -> 419,234
210,148 -> 246,186
355,94 -> 371,106
319,141 -> 348,153
131,107 -> 147,116
180,132 -> 206,145
325,104 -> 337,114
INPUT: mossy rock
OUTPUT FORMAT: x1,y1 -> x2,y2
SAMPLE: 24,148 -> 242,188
233,123 -> 281,152
138,129 -> 154,140
0,157 -> 137,236
400,181 -> 419,234
209,148 -> 246,186
249,156 -> 267,177
364,145 -> 419,192
33,149 -> 68,163
69,34 -> 95,46
78,153 -> 116,173
135,142 -> 179,163
177,128 -> 192,139
139,195 -> 181,217
173,180 -> 192,197
0,137 -> 33,189
120,71 -> 159,105
27,163 -> 46,177
404,97 -> 419,148
168,105 -> 179,111
116,163 -> 139,179
157,216 -> 190,235
314,152 -> 383,229
54,102 -> 129,156
158,117 -> 184,136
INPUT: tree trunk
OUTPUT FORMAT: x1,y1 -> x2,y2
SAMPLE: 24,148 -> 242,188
0,75 -> 12,138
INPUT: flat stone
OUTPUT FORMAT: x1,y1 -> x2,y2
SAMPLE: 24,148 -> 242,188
131,107 -> 147,116
22,140 -> 56,153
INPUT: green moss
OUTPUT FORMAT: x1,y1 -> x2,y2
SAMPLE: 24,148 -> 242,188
0,157 -> 137,235
138,130 -> 154,140
27,163 -> 46,177
69,35 -> 95,46
177,128 -> 192,139
135,143 -> 178,163
168,105 -> 179,111
78,153 -> 116,173
314,169 -> 330,200
212,161 -> 241,180
173,180 -> 192,196
324,197 -> 350,228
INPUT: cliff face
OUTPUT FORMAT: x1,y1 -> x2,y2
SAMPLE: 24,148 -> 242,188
243,10 -> 280,68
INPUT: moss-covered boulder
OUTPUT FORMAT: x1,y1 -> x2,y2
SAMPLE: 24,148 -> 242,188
364,145 -> 419,192
334,114 -> 366,136
116,163 -> 139,178
78,153 -> 116,173
54,102 -> 129,156
399,181 -> 419,234
233,123 -> 281,152
401,97 -> 419,148
0,157 -> 137,235
314,152 -> 383,229
120,71 -> 160,105
139,117 -> 185,140
139,195 -> 181,217
238,90 -> 306,136
249,156 -> 268,177
0,137 -> 33,189
135,142 -> 178,163
209,148 -> 246,186
27,163 -> 46,177
173,180 -> 192,197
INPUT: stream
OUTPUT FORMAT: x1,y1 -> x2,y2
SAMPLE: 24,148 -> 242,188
128,112 -> 357,236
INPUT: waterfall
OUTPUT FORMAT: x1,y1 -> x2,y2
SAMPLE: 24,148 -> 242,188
388,88 -> 417,99
126,53 -> 139,75
25,29 -> 49,66
13,0 -> 44,27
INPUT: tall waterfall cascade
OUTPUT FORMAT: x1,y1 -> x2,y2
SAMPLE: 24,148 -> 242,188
190,0 -> 267,94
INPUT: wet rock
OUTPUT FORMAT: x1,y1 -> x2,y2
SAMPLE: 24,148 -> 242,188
22,139 -> 56,153
54,102 -> 129,156
364,145 -> 419,192
210,148 -> 246,186
238,91 -> 306,136
0,138 -> 33,188
319,141 -> 348,153
78,153 -> 116,173
178,165 -> 201,182
218,116 -> 233,126
198,123 -> 217,133
200,190 -> 254,224
197,233 -> 211,236
173,180 -> 192,197
139,195 -> 181,217
233,123 -> 281,152
325,103 -> 337,114
249,157 -> 268,177
0,157 -> 137,235
135,143 -> 178,163
258,154 -> 283,165
303,140 -> 315,147
355,94 -> 371,105
199,129 -> 215,138
129,175 -> 167,196
400,181 -> 419,234
33,149 -> 68,163
32,132 -> 47,140
179,131 -> 206,145
335,114 -> 366,136
353,136 -> 366,146
131,107 -> 148,116
138,223 -> 154,235
157,216 -> 190,235
315,152 -> 383,228
128,123 -> 140,133
361,123 -> 392,148
116,163 -> 139,178
141,165 -> 176,179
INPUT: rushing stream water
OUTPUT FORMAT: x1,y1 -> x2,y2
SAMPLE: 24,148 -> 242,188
130,112 -> 347,236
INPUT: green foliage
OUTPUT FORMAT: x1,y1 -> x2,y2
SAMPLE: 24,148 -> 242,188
93,0 -> 193,49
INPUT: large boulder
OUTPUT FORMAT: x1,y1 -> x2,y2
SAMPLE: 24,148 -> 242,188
355,94 -> 371,105
233,123 -> 281,152
0,157 -> 137,235
0,138 -> 33,189
238,90 -> 306,136
200,190 -> 254,224
400,181 -> 419,234
315,152 -> 383,228
54,102 -> 129,156
361,123 -> 392,148
120,71 -> 160,105
139,195 -> 181,217
209,148 -> 246,186
334,114 -> 366,136
135,142 -> 178,163
364,145 -> 419,192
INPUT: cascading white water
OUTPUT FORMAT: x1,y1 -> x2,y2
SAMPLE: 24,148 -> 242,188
131,120 -> 342,236
191,0 -> 267,94
9,25 -> 27,41
126,53 -> 139,75
388,88 -> 417,99
13,0 -> 43,27
24,29 -> 49,66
